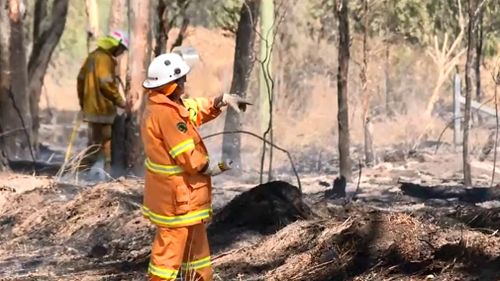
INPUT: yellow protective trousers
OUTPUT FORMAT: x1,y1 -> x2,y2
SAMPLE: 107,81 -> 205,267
148,223 -> 212,281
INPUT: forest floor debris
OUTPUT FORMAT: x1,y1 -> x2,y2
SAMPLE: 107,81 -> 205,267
0,155 -> 499,280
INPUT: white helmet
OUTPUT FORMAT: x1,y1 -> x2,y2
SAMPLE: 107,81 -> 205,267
109,30 -> 129,49
143,53 -> 191,89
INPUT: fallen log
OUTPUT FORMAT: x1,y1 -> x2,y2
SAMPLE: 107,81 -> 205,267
400,182 -> 500,203
7,160 -> 61,176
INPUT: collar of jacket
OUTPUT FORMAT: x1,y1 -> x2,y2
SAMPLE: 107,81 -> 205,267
95,48 -> 118,64
148,91 -> 189,118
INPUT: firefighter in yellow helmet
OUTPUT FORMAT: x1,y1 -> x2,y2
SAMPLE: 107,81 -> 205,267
141,52 -> 251,280
77,30 -> 128,173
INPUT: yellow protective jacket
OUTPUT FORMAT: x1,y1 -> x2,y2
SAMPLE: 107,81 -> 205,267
141,91 -> 222,228
77,48 -> 124,124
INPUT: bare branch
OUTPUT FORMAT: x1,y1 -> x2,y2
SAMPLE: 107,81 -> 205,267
203,130 -> 302,192
474,0 -> 491,19
170,17 -> 190,51
425,0 -> 466,116
0,128 -> 24,138
445,0 -> 465,59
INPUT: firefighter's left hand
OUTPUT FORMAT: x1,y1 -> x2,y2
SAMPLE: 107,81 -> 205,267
203,159 -> 233,176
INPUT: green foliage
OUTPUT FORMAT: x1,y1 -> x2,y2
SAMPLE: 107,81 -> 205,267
50,0 -> 87,76
307,0 -> 336,41
208,0 -> 244,33
308,0 -> 500,57
481,1 -> 500,57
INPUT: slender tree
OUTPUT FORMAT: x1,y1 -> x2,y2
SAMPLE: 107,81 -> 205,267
222,0 -> 260,171
0,0 -> 12,168
463,0 -> 480,186
259,0 -> 274,133
0,0 -> 31,161
336,0 -> 352,181
108,0 -> 127,82
109,0 -> 127,176
28,0 -> 70,147
153,0 -> 169,57
259,0 -> 275,182
124,0 -> 152,175
475,8 -> 483,101
360,0 -> 374,166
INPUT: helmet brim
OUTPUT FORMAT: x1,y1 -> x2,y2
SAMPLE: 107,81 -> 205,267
143,69 -> 190,89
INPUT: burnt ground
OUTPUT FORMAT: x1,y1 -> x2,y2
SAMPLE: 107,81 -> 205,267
0,156 -> 499,280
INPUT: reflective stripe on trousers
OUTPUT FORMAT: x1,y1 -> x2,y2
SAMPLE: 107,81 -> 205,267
148,263 -> 178,280
182,256 -> 212,270
142,206 -> 212,228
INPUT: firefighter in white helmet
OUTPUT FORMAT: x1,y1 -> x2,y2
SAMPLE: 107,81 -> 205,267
140,52 -> 250,281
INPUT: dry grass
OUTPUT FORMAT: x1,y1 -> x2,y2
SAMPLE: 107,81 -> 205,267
40,18 -> 500,175
56,144 -> 100,183
214,205 -> 500,281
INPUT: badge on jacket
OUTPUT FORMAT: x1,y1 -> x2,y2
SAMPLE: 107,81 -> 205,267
177,122 -> 188,133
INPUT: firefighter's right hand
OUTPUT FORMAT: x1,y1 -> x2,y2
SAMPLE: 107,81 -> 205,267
203,159 -> 233,176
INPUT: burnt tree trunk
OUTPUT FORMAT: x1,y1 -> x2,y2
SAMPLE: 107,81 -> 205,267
170,0 -> 191,51
153,0 -> 169,57
124,0 -> 152,175
400,182 -> 500,204
28,0 -> 69,148
33,0 -> 47,41
0,3 -> 7,169
361,0 -> 374,166
170,17 -> 190,51
109,0 -> 127,177
463,0 -> 479,187
0,0 -> 32,161
222,0 -> 260,171
336,0 -> 352,181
